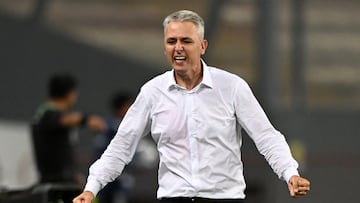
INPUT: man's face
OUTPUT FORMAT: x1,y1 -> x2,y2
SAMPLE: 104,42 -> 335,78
164,21 -> 207,74
65,90 -> 78,109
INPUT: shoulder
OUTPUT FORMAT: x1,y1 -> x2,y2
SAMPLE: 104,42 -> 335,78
33,103 -> 60,121
132,70 -> 172,106
207,65 -> 249,88
206,66 -> 257,105
141,70 -> 172,91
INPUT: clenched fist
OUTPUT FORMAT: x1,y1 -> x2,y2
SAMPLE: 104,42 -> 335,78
288,175 -> 310,197
73,191 -> 94,203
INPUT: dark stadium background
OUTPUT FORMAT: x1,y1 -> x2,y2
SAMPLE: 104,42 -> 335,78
0,1 -> 359,202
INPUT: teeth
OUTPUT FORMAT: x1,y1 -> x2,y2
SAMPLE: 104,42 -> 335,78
174,56 -> 186,60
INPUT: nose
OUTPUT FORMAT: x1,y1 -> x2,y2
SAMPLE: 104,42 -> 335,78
175,41 -> 183,51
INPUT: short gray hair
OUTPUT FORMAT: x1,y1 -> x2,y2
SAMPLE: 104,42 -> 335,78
163,10 -> 205,39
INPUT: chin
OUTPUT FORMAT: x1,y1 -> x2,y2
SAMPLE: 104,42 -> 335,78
172,65 -> 187,72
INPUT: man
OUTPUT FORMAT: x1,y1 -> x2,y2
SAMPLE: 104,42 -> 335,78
73,10 -> 310,203
32,73 -> 106,186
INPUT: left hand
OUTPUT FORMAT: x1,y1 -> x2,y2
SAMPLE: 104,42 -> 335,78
288,175 -> 310,197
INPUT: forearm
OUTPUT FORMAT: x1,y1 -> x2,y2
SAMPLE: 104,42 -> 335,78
234,80 -> 299,181
248,122 -> 299,182
60,112 -> 85,127
83,88 -> 151,195
84,157 -> 126,196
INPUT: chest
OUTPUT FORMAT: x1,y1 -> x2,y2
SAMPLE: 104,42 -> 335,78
149,89 -> 236,142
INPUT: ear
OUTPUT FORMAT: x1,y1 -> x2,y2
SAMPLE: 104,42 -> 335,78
201,39 -> 208,55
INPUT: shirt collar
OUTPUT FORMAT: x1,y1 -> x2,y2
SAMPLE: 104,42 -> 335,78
167,59 -> 213,90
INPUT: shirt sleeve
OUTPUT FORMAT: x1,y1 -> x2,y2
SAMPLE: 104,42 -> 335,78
84,88 -> 152,196
233,79 -> 299,183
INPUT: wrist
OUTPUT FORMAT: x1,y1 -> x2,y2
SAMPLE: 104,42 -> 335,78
80,113 -> 89,126
283,168 -> 299,183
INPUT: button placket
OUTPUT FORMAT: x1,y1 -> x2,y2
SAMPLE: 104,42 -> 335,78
186,91 -> 200,193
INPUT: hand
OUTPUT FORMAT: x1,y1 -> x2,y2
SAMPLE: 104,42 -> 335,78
288,175 -> 310,197
87,115 -> 107,132
73,191 -> 94,203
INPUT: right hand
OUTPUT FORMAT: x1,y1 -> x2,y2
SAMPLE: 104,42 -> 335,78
73,191 -> 94,203
87,115 -> 107,132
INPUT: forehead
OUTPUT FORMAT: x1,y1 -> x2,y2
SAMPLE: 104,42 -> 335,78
164,21 -> 198,38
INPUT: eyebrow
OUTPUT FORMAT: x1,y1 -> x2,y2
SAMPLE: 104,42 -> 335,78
166,37 -> 193,42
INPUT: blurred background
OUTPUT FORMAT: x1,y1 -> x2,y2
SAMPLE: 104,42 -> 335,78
0,0 -> 359,202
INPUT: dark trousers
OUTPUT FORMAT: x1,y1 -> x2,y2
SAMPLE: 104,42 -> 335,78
159,197 -> 245,203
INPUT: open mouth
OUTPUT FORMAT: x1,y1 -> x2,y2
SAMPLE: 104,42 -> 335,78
174,56 -> 186,62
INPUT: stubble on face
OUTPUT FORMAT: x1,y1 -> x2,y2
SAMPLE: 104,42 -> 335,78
164,21 -> 207,76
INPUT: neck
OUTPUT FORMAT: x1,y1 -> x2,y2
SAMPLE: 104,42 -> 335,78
48,99 -> 69,111
174,62 -> 203,90
175,69 -> 203,90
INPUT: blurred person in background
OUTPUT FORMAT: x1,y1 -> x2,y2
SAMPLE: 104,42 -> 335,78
74,10 -> 310,203
31,73 -> 106,187
95,91 -> 134,203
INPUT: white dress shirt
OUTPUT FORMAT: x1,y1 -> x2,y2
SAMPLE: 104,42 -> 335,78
85,60 -> 299,199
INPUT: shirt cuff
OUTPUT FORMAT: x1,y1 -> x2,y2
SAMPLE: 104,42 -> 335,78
84,179 -> 102,197
283,168 -> 300,183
